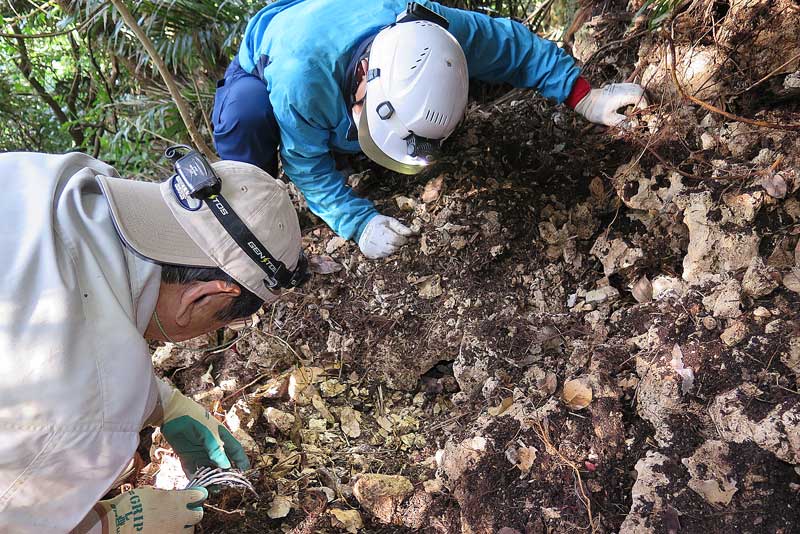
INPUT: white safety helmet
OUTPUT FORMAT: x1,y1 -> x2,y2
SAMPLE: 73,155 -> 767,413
357,19 -> 469,175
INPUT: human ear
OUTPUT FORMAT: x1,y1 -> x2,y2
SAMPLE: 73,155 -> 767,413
174,281 -> 241,328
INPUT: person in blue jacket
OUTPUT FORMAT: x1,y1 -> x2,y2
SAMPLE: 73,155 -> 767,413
212,0 -> 647,259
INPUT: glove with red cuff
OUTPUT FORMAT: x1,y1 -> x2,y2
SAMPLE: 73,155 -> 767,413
566,77 -> 648,127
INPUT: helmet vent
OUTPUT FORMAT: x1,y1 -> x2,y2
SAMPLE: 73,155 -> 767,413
425,109 -> 449,126
410,47 -> 430,70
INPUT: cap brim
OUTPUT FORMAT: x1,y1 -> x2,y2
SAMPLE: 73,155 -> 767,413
97,175 -> 217,268
357,109 -> 425,175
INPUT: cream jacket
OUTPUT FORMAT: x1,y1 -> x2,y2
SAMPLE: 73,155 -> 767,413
0,153 -> 162,532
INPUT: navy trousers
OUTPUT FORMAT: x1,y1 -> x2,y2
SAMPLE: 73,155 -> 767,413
212,57 -> 281,177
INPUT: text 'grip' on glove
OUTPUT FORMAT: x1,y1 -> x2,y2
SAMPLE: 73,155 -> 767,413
574,83 -> 648,127
358,214 -> 416,259
73,486 -> 207,534
157,381 -> 250,476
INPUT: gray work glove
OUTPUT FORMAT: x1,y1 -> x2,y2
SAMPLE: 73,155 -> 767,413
358,215 -> 415,259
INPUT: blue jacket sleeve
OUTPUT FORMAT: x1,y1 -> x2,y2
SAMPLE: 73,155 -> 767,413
423,1 -> 581,102
272,72 -> 378,241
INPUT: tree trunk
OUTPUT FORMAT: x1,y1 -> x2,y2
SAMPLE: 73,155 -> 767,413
107,0 -> 218,161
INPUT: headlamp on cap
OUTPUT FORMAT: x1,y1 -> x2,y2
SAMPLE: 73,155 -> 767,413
164,145 -> 310,290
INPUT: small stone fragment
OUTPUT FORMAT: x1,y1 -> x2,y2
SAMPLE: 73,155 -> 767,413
702,280 -> 742,318
353,474 -> 413,524
415,274 -> 443,299
682,440 -> 738,506
330,509 -> 364,533
720,320 -> 747,347
265,407 -> 296,434
761,173 -> 787,199
395,196 -> 417,211
702,316 -> 717,330
423,479 -> 443,493
742,257 -> 778,297
585,285 -> 620,304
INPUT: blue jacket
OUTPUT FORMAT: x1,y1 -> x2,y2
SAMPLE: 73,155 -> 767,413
238,0 -> 580,241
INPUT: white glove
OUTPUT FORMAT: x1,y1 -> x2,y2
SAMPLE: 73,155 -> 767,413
358,215 -> 415,259
73,487 -> 207,534
574,83 -> 648,127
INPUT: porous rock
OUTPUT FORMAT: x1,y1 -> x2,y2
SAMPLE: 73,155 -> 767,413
682,440 -> 738,506
681,192 -> 760,284
709,384 -> 800,464
619,451 -> 671,534
742,257 -> 779,297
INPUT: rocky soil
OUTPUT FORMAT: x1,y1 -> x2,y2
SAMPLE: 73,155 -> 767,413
136,0 -> 800,532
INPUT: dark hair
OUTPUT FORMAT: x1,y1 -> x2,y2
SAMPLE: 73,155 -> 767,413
160,265 -> 264,322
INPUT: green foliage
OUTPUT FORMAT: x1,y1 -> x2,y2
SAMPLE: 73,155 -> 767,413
634,0 -> 684,30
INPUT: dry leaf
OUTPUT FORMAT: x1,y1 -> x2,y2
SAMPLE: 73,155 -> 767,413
340,406 -> 362,438
415,274 -> 443,299
325,237 -> 347,254
395,196 -> 417,211
320,378 -> 347,397
784,268 -> 800,293
375,415 -> 393,432
312,390 -> 336,423
264,407 -> 295,434
795,239 -> 800,267
561,377 -> 593,410
761,173 -> 787,199
267,495 -> 292,519
632,275 -> 653,303
422,175 -> 445,203
330,509 -> 363,533
505,445 -> 537,476
309,255 -> 343,275
589,176 -> 605,200
288,367 -> 324,402
488,396 -> 513,416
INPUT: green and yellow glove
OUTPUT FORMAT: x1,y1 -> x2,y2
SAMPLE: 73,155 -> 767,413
155,380 -> 250,476
76,487 -> 207,534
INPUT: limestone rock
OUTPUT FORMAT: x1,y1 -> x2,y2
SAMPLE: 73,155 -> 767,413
635,344 -> 684,446
709,384 -> 800,464
264,407 -> 296,434
783,337 -> 800,384
611,162 -> 684,211
742,257 -> 779,297
681,192 -> 760,284
591,235 -> 644,277
682,440 -> 738,506
585,285 -> 620,304
702,279 -> 742,319
720,320 -> 747,347
619,452 -> 671,534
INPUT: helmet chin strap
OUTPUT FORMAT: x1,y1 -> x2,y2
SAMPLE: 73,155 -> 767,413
152,309 -> 253,354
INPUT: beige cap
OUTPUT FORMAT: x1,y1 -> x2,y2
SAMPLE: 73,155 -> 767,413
97,160 -> 302,302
